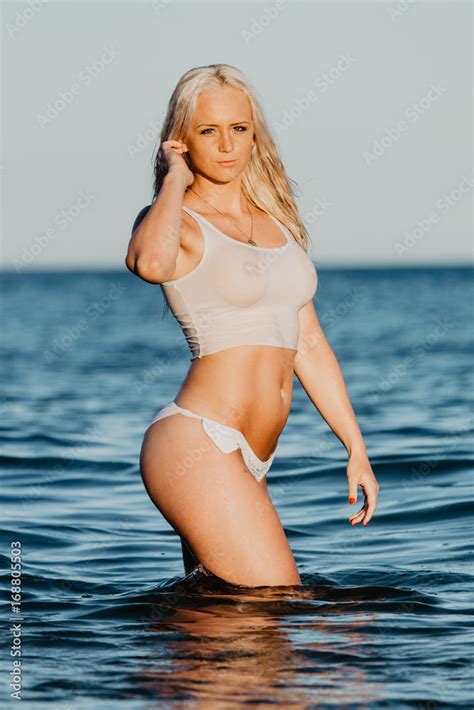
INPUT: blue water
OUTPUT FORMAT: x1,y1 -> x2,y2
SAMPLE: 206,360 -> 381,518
1,267 -> 473,709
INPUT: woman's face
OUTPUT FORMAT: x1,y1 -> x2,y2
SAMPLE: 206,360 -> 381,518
185,87 -> 255,183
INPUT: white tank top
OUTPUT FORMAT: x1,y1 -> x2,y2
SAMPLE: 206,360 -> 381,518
160,205 -> 318,360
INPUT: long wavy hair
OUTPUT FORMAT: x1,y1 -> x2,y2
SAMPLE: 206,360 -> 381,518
151,64 -> 315,319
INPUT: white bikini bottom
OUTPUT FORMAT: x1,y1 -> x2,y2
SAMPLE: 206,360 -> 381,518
148,400 -> 277,482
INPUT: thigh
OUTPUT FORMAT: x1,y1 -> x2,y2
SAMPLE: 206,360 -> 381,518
140,413 -> 300,587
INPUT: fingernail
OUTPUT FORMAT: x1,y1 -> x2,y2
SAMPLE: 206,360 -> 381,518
349,497 -> 355,504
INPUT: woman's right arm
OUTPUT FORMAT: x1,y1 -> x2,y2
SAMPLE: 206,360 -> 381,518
125,169 -> 188,284
126,140 -> 194,284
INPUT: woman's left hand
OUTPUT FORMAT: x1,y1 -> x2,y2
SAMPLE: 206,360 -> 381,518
346,451 -> 379,526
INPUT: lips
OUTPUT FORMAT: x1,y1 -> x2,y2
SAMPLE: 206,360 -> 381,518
217,160 -> 236,164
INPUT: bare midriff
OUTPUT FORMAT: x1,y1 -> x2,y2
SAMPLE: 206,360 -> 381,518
173,344 -> 297,461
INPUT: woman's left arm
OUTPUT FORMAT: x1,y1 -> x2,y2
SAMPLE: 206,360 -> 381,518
293,300 -> 379,526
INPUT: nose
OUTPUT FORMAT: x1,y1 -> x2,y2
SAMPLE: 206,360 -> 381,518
218,131 -> 234,153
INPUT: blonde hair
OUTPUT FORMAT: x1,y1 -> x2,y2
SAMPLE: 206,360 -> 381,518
152,63 -> 313,253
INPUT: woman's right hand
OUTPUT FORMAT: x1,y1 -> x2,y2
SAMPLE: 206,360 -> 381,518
161,140 -> 194,187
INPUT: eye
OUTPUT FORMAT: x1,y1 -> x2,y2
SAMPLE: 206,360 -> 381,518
200,126 -> 248,135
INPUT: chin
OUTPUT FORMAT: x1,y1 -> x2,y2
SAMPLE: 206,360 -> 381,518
207,166 -> 246,182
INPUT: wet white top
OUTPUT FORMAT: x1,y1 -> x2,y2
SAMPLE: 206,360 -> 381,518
160,205 -> 318,360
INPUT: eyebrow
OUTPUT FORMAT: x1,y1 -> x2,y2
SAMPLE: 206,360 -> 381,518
195,121 -> 251,128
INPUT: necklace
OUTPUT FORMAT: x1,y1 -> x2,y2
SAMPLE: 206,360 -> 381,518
188,187 -> 258,246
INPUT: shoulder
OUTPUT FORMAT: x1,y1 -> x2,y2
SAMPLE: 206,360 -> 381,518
131,204 -> 198,239
131,205 -> 152,236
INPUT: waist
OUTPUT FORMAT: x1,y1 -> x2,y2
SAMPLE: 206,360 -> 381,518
174,345 -> 295,439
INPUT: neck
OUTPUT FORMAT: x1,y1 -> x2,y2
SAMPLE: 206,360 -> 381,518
188,176 -> 246,215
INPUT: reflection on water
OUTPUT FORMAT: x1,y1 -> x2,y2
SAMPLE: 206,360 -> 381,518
131,567 -> 399,706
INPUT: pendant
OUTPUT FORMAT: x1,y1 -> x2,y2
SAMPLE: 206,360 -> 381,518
247,239 -> 258,247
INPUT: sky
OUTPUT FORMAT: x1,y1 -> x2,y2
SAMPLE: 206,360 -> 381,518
2,0 -> 472,270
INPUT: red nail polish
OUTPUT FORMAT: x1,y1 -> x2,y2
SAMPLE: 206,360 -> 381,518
349,497 -> 355,504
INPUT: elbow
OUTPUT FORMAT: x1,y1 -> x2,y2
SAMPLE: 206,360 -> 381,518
125,251 -> 136,274
125,251 -> 174,284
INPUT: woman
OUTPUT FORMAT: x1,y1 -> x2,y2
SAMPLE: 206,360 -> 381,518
126,64 -> 379,588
